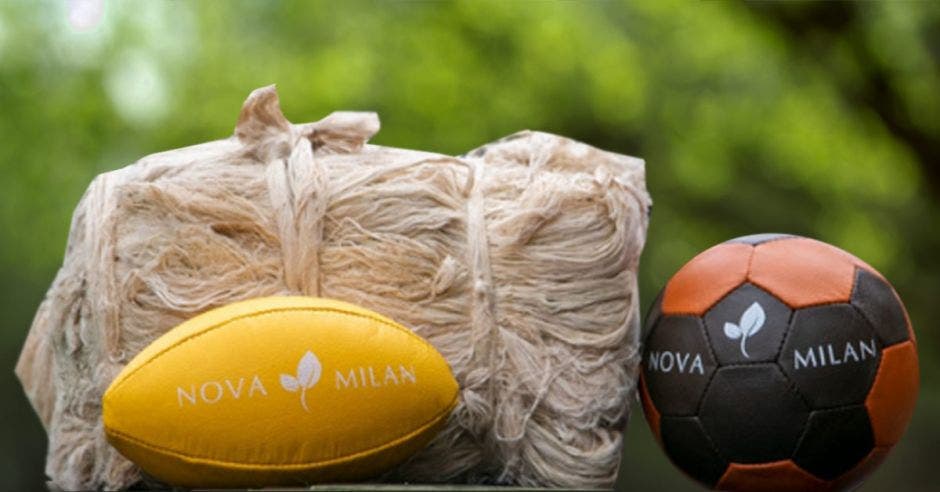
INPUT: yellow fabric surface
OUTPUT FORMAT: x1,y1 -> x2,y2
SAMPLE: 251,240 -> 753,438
103,297 -> 459,488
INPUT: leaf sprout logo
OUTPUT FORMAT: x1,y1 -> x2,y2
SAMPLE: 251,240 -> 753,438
279,351 -> 321,412
723,302 -> 766,358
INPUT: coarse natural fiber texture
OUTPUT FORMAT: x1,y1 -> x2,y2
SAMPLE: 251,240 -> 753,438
16,85 -> 651,491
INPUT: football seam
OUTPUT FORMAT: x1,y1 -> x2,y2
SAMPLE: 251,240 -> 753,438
848,301 -> 891,351
774,305 -> 796,368
745,277 -> 860,310
748,263 -> 881,311
726,234 -> 795,247
863,340 -> 909,447
771,343 -> 814,412
789,404 -> 872,465
660,394 -> 875,417
695,315 -> 720,376
642,291 -> 664,345
659,414 -> 729,482
754,235 -> 795,246
105,390 -> 460,469
661,243 -> 754,319
693,349 -> 718,417
664,243 -> 756,317
659,365 -> 874,418
108,304 -> 445,396
849,267 -> 912,349
767,308 -> 816,411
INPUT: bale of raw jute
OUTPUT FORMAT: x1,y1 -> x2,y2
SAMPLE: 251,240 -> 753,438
16,85 -> 651,491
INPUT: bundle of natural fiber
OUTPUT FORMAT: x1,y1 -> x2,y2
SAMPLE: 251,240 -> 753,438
16,86 -> 651,490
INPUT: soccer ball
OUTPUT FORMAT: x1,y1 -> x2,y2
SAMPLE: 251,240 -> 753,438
639,234 -> 919,491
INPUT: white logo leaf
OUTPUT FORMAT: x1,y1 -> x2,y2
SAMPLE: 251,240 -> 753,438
722,302 -> 767,358
723,322 -> 742,340
739,302 -> 766,337
296,351 -> 322,389
280,374 -> 299,392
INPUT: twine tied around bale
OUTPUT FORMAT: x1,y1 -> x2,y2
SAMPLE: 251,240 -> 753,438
235,86 -> 382,296
16,85 -> 650,490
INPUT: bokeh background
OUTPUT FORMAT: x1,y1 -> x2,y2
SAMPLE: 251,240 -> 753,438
1,1 -> 938,490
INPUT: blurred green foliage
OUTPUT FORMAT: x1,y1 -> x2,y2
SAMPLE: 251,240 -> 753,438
1,1 -> 938,490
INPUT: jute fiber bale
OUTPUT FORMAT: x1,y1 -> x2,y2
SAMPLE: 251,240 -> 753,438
16,86 -> 651,490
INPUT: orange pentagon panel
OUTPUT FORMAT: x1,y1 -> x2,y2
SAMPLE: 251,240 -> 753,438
866,341 -> 920,447
661,242 -> 752,315
638,374 -> 661,443
715,460 -> 827,492
748,237 -> 876,308
828,446 -> 890,492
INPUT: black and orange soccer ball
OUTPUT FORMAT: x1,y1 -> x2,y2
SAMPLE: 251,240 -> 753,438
639,234 -> 919,492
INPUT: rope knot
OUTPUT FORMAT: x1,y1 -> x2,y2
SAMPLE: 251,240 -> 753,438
233,85 -> 380,295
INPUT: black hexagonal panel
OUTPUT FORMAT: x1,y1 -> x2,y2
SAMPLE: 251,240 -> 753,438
725,233 -> 796,245
779,304 -> 881,408
704,283 -> 792,365
660,416 -> 729,488
851,269 -> 911,347
700,364 -> 809,463
793,406 -> 874,480
643,316 -> 717,416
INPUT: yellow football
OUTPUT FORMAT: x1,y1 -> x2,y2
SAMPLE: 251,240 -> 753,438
102,296 -> 459,488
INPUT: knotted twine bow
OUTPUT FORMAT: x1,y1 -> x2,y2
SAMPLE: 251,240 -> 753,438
234,85 -> 381,296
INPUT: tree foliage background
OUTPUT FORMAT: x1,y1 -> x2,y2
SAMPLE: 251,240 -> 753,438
1,1 -> 937,490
